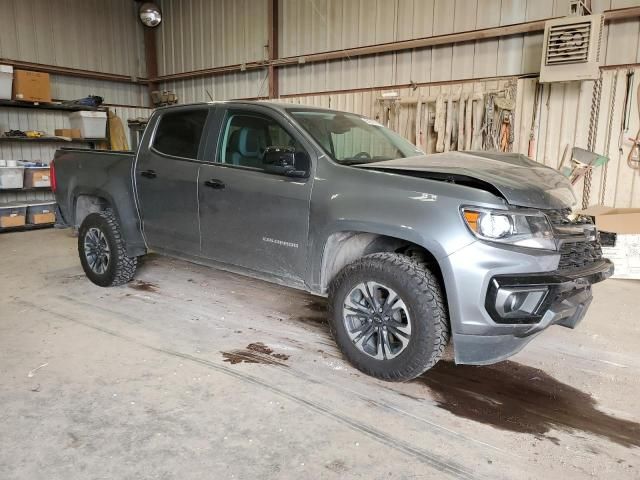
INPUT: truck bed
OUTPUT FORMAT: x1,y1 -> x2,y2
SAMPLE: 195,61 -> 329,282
52,148 -> 146,256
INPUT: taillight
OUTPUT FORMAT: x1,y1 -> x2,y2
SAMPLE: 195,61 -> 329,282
50,160 -> 57,193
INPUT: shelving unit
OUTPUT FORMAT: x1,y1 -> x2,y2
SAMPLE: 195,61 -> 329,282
0,186 -> 51,192
0,99 -> 105,112
0,99 -> 109,234
0,222 -> 54,234
0,136 -> 105,142
0,136 -> 106,149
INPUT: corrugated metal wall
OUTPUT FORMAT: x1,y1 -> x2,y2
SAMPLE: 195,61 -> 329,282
278,0 -> 640,95
156,0 -> 268,75
162,70 -> 270,102
0,0 -> 146,78
156,0 -> 640,100
514,68 -> 640,208
279,0 -> 637,56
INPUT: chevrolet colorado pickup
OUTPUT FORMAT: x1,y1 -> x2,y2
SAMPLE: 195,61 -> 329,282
51,101 -> 613,381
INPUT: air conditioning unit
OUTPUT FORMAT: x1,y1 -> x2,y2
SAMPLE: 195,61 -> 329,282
539,14 -> 604,83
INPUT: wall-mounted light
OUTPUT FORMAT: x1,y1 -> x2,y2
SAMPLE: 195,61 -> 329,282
139,2 -> 162,28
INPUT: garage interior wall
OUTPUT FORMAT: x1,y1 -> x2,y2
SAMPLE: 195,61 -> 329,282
154,0 -> 640,208
0,0 -> 151,205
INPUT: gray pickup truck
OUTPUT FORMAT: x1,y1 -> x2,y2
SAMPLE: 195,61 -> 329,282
51,101 -> 613,381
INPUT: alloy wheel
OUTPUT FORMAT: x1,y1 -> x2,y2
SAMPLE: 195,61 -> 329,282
83,227 -> 111,275
342,281 -> 412,360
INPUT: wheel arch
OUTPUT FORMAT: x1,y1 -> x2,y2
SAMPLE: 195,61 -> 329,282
74,193 -> 112,228
73,189 -> 146,257
319,231 -> 446,300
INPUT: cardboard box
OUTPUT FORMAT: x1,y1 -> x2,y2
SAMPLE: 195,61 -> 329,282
24,167 -> 51,188
0,203 -> 27,228
580,206 -> 640,280
54,128 -> 81,138
579,205 -> 640,235
29,212 -> 55,224
0,214 -> 26,228
26,202 -> 55,225
12,70 -> 51,103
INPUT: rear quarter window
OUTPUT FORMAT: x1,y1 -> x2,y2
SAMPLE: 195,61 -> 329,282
152,110 -> 208,159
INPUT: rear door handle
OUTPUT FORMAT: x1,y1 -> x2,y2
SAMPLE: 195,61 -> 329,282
204,179 -> 225,189
140,169 -> 157,179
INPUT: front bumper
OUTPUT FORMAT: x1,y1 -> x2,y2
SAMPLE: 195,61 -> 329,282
485,258 -> 614,335
441,240 -> 613,365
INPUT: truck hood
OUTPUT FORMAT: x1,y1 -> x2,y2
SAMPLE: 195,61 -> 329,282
357,151 -> 576,210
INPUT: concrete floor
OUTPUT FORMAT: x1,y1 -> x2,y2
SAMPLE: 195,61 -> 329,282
1,229 -> 639,480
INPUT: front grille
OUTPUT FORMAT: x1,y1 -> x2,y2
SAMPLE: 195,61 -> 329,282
558,241 -> 603,271
544,208 -> 604,272
545,207 -> 592,226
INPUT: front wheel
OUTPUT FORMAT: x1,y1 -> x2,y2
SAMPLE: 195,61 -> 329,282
78,209 -> 137,287
328,253 -> 449,381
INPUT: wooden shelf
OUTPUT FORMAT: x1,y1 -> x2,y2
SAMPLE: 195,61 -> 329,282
0,136 -> 105,143
0,186 -> 52,192
0,222 -> 54,234
0,99 -> 105,112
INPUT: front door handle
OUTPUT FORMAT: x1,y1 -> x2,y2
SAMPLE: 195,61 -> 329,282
204,179 -> 225,189
140,169 -> 157,179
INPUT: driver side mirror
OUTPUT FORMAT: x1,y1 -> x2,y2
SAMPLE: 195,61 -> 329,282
263,146 -> 310,178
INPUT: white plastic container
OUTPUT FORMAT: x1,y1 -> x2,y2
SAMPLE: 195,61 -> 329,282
0,167 -> 25,189
69,111 -> 107,139
0,65 -> 13,100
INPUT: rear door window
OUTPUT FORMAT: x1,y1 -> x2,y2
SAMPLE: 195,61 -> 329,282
152,109 -> 208,160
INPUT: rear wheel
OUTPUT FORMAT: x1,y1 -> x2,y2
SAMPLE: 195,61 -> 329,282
328,253 -> 449,381
78,209 -> 137,287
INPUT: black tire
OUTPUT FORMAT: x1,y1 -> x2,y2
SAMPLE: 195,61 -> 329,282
78,209 -> 137,287
328,252 -> 449,381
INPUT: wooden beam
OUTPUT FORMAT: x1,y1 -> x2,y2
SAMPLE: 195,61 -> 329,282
0,58 -> 146,84
143,25 -> 160,98
267,0 -> 279,98
135,0 -> 160,101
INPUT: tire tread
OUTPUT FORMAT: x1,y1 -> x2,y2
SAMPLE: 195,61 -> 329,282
328,252 -> 449,381
79,209 -> 137,287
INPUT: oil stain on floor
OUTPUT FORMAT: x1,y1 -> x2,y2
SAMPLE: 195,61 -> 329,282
222,342 -> 290,366
419,360 -> 640,447
291,298 -> 329,331
129,280 -> 159,292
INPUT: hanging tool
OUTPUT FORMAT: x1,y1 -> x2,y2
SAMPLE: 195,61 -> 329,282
627,78 -> 640,171
528,83 -> 543,159
599,70 -> 618,205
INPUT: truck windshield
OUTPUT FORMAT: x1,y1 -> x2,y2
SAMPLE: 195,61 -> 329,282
288,109 -> 423,164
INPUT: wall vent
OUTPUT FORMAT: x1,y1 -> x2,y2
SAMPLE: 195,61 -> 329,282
540,14 -> 603,83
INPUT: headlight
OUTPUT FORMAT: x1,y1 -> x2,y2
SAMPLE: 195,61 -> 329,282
461,207 -> 556,250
